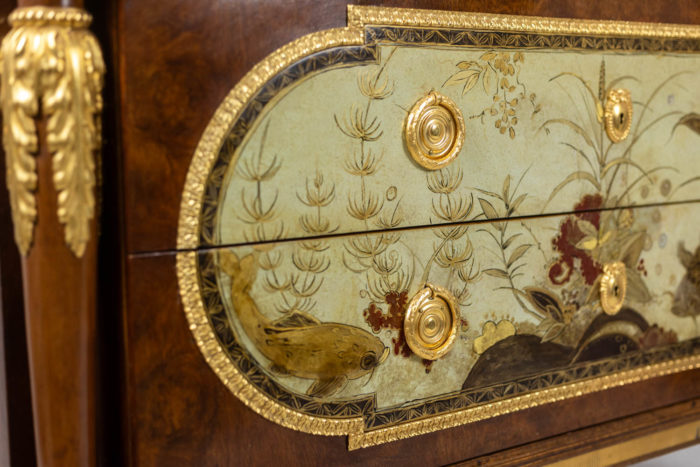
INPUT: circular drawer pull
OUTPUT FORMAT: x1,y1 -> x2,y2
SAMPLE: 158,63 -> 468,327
404,91 -> 465,170
604,88 -> 632,143
404,283 -> 460,360
600,261 -> 627,315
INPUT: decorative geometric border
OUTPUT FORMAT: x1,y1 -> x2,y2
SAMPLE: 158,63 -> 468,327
348,354 -> 700,450
366,26 -> 700,52
176,5 -> 700,449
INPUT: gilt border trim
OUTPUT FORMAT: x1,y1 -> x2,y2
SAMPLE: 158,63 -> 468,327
348,6 -> 700,38
176,5 -> 700,448
348,355 -> 700,449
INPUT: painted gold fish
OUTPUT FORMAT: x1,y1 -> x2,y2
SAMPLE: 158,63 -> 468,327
219,251 -> 389,398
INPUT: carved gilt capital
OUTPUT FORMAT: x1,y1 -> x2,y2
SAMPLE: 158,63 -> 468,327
1,7 -> 104,257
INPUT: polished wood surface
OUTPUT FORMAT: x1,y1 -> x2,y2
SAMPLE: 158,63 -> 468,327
463,398 -> 700,466
20,117 -> 98,467
0,2 -> 38,466
0,113 -> 37,467
2,1 -> 101,465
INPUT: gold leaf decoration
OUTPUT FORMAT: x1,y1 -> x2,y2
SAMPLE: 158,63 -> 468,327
478,197 -> 499,219
507,243 -> 531,267
672,112 -> 700,136
1,29 -> 39,255
0,7 -> 105,257
473,320 -> 515,355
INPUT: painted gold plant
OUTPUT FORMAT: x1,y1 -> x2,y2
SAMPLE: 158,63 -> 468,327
523,60 -> 700,342
472,175 -> 654,343
335,47 -> 439,368
237,121 -> 285,244
336,47 -> 410,299
474,172 -> 547,324
363,167 -> 481,372
422,166 -> 479,308
261,171 -> 337,314
238,122 -> 337,314
539,60 -> 699,210
443,51 -> 540,138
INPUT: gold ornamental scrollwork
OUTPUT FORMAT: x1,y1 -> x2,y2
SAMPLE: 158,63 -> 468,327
1,7 -> 104,257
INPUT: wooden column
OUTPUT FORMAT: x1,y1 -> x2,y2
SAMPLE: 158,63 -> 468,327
21,120 -> 98,467
2,1 -> 103,465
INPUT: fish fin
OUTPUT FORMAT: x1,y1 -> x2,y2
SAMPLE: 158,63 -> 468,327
218,250 -> 241,276
271,309 -> 321,328
269,364 -> 291,376
218,251 -> 257,280
306,376 -> 348,398
238,254 -> 258,279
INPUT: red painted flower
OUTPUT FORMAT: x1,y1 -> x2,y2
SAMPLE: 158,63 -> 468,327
363,290 -> 434,372
548,194 -> 604,286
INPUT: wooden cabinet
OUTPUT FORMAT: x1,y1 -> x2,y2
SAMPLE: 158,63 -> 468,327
1,1 -> 699,465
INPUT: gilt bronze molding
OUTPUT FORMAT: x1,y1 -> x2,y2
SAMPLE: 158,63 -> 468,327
1,6 -> 104,257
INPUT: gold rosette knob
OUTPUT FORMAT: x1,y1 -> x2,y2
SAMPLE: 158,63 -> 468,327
604,88 -> 633,143
600,261 -> 627,315
404,91 -> 465,170
404,283 -> 459,360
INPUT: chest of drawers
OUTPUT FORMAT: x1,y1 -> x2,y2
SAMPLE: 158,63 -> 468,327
1,1 -> 699,466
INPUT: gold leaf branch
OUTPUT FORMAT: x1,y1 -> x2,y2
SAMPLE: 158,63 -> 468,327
49,31 -> 104,257
238,121 -> 285,243
1,53 -> 38,255
1,7 -> 105,257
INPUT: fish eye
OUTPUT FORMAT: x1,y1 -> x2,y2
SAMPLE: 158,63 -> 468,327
361,351 -> 377,370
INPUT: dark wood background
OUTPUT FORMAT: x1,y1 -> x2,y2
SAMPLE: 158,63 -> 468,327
0,1 -> 699,465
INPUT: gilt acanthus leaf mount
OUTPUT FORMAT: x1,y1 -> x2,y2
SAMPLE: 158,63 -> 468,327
1,7 -> 104,257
